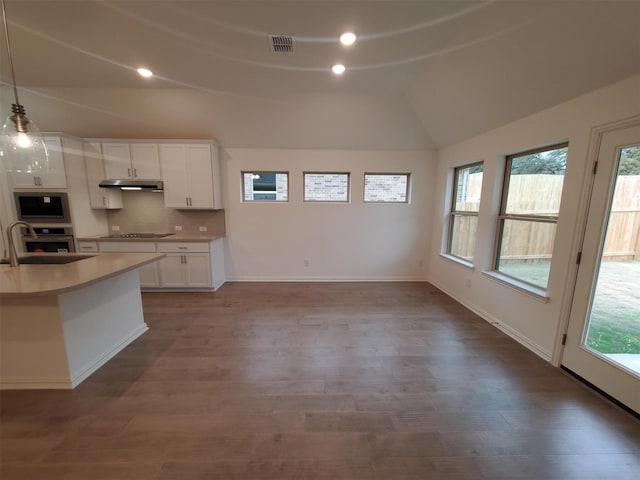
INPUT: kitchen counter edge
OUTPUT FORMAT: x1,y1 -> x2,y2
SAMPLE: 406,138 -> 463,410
0,253 -> 165,297
76,233 -> 225,242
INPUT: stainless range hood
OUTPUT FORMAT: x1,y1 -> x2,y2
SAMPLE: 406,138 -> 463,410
99,179 -> 164,191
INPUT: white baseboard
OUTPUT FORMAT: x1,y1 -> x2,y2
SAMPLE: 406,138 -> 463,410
429,279 -> 553,362
226,275 -> 429,282
0,377 -> 72,390
69,324 -> 149,388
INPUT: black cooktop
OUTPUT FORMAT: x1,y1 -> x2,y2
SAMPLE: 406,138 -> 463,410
102,233 -> 174,239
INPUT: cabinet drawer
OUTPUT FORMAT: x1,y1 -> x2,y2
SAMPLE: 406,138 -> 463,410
77,242 -> 99,252
158,242 -> 209,253
99,241 -> 157,253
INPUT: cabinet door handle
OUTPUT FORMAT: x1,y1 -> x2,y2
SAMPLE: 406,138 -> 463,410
184,255 -> 187,264
128,167 -> 132,178
178,247 -> 188,250
134,168 -> 138,178
102,196 -> 107,206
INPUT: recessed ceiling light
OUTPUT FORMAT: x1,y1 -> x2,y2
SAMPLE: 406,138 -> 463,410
332,64 -> 346,75
137,67 -> 153,78
340,32 -> 356,46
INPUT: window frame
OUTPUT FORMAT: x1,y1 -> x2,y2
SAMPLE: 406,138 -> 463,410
363,172 -> 411,204
303,171 -> 351,203
446,161 -> 483,263
493,142 -> 569,288
241,171 -> 289,202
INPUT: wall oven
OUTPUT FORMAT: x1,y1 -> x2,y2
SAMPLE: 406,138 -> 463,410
14,192 -> 71,224
22,226 -> 76,253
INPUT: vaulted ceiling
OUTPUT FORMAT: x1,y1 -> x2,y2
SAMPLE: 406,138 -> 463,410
1,1 -> 639,150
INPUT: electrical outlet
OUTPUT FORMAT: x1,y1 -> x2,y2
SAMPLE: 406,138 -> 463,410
111,225 -> 120,231
199,226 -> 207,232
174,225 -> 183,231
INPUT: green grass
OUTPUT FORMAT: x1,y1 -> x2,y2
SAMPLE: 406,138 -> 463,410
587,311 -> 640,354
497,260 -> 551,288
586,260 -> 640,354
500,259 -> 640,354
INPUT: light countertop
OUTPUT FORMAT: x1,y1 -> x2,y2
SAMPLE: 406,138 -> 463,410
0,253 -> 164,296
77,233 -> 225,242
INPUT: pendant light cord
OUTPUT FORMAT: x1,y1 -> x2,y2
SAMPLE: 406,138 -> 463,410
1,0 -> 21,106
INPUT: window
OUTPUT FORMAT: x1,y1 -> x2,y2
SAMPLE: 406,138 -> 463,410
494,143 -> 568,289
447,162 -> 483,262
242,171 -> 288,201
364,173 -> 410,203
304,172 -> 350,202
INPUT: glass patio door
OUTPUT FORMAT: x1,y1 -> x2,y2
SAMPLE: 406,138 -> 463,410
562,122 -> 640,414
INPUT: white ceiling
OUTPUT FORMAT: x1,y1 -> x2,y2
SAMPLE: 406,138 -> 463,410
1,1 -> 639,149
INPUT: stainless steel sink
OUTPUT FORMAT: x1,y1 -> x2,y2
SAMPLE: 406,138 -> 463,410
0,255 -> 96,265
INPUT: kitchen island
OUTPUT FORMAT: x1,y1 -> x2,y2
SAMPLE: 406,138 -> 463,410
0,253 -> 163,389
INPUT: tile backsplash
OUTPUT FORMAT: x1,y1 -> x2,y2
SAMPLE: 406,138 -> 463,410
106,191 -> 225,234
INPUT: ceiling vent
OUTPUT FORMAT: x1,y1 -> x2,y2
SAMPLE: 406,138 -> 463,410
269,35 -> 295,54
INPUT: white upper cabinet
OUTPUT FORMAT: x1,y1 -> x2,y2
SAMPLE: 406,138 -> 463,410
102,143 -> 161,180
101,143 -> 131,179
83,142 -> 123,209
8,136 -> 67,188
160,144 -> 222,209
130,143 -> 161,179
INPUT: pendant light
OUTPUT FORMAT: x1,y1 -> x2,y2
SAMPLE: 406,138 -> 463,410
0,0 -> 49,174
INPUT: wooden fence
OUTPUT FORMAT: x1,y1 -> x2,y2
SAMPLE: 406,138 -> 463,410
451,174 -> 640,262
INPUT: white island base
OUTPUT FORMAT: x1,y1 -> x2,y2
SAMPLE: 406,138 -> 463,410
1,270 -> 148,389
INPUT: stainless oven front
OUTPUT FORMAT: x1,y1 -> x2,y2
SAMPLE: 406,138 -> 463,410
14,192 -> 72,224
22,226 -> 76,253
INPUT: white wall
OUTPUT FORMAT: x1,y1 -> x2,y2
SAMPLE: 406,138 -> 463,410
223,148 -> 435,281
428,74 -> 640,362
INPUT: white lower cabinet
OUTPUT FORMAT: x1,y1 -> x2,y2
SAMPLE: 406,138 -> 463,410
89,239 -> 225,290
157,243 -> 211,288
97,241 -> 160,288
77,242 -> 99,253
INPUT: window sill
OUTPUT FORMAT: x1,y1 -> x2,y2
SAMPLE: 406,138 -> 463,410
481,270 -> 550,303
439,253 -> 475,270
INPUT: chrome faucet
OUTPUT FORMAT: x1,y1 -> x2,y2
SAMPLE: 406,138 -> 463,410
6,221 -> 37,267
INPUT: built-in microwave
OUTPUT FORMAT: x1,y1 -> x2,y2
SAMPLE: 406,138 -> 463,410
14,192 -> 71,223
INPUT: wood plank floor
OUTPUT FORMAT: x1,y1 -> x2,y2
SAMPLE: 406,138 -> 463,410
1,282 -> 639,479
